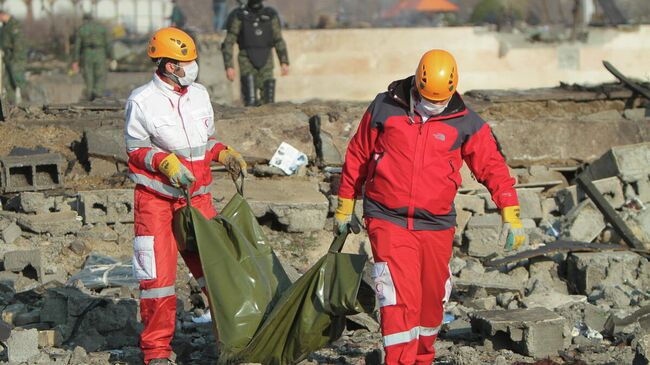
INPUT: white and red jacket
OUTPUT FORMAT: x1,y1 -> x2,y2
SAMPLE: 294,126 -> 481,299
339,76 -> 518,230
124,72 -> 227,199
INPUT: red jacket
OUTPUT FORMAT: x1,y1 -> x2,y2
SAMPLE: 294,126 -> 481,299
338,76 -> 518,230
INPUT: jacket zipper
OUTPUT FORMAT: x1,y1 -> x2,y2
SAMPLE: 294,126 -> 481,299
406,121 -> 426,229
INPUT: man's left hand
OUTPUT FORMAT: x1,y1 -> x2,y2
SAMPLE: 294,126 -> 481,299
501,206 -> 527,251
280,63 -> 289,76
218,146 -> 247,177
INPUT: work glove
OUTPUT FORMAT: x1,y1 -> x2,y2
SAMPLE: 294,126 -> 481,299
501,205 -> 527,251
334,197 -> 355,234
159,154 -> 196,188
218,146 -> 248,177
109,59 -> 118,71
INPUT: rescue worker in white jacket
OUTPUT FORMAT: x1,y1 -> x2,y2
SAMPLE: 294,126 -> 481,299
124,27 -> 247,365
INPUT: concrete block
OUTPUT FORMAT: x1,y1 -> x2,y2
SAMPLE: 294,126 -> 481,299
560,200 -> 605,242
541,198 -> 559,219
555,176 -> 625,214
38,329 -> 63,348
77,223 -> 118,242
3,249 -> 43,281
455,194 -> 485,214
77,189 -> 134,224
454,210 -> 472,245
16,211 -> 82,236
516,188 -> 543,220
637,178 -> 650,203
527,260 -> 569,295
84,128 -> 128,163
88,157 -> 121,178
212,178 -> 329,233
470,308 -> 567,358
586,142 -> 650,183
7,328 -> 39,363
456,269 -> 525,295
464,214 -> 502,258
0,153 -> 65,193
566,251 -> 648,295
0,218 -> 21,244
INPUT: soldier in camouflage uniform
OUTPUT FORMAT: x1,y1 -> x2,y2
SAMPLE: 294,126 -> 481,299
222,0 -> 289,106
0,10 -> 27,104
72,14 -> 113,101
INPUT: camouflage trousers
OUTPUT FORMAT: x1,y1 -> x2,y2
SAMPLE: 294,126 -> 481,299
81,50 -> 108,101
238,51 -> 274,104
2,62 -> 26,104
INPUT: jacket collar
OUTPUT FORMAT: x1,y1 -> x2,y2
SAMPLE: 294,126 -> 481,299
387,75 -> 468,123
153,71 -> 189,97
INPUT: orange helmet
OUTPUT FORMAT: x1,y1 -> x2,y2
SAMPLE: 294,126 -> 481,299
147,27 -> 197,62
415,49 -> 458,101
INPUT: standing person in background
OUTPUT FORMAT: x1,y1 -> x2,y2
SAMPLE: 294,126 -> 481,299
335,49 -> 527,364
221,0 -> 289,106
213,0 -> 228,31
0,9 -> 27,104
71,13 -> 115,101
170,0 -> 187,29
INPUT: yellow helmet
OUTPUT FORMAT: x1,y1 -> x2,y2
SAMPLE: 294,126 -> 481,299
415,49 -> 458,101
147,27 -> 197,62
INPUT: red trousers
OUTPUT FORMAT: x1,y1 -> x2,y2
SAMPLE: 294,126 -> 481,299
133,187 -> 216,363
367,218 -> 454,365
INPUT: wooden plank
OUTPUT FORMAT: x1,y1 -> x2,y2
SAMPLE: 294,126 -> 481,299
576,173 -> 646,250
485,240 -> 632,268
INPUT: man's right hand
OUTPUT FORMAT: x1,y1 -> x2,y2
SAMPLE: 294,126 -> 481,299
226,67 -> 236,82
71,62 -> 79,74
158,154 -> 196,188
334,197 -> 355,234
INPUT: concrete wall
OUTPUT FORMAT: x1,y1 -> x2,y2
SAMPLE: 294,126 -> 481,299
223,26 -> 650,102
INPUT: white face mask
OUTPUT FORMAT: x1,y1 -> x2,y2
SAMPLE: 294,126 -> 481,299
416,96 -> 449,118
176,61 -> 199,86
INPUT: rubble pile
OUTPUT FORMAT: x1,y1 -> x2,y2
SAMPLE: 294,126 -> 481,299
0,85 -> 647,364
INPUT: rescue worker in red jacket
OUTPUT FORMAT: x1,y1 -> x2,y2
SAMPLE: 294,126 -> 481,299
335,49 -> 526,364
124,27 -> 246,365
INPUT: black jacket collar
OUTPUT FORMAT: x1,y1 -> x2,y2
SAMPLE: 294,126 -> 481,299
387,76 -> 467,122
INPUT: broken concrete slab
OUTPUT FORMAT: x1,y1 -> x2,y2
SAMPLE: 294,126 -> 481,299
212,177 -> 329,233
516,188 -> 543,220
470,307 -> 567,358
560,200 -> 605,242
623,108 -> 649,121
16,211 -> 82,236
526,260 -> 569,295
555,176 -> 625,214
215,111 -> 314,162
566,251 -> 650,295
456,269 -> 525,295
583,303 -> 610,333
84,128 -> 128,163
0,217 -> 21,244
522,293 -> 587,310
77,189 -> 134,224
464,214 -> 502,258
635,333 -> 650,365
455,194 -> 485,215
586,142 -> 650,183
7,328 -> 39,363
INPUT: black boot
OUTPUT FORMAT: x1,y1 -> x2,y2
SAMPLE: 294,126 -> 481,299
262,78 -> 276,104
240,74 -> 257,106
